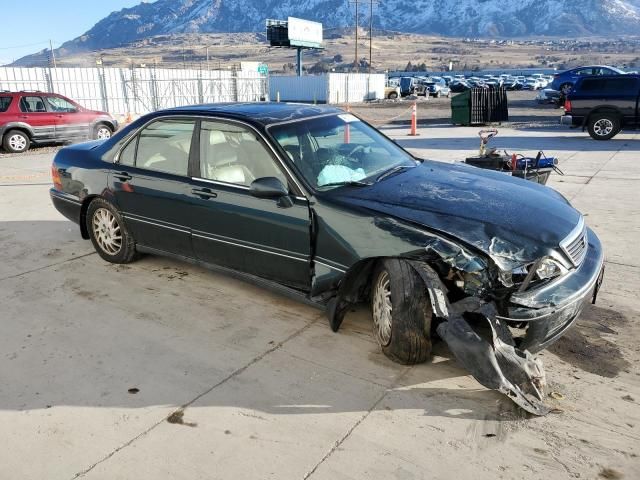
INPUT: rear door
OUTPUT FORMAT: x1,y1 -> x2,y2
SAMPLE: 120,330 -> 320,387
17,95 -> 56,143
110,117 -> 197,257
189,119 -> 311,289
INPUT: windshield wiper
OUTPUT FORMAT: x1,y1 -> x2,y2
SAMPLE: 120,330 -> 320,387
319,180 -> 372,188
375,165 -> 415,183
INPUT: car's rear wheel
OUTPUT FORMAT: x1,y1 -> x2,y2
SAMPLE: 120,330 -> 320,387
388,92 -> 398,100
94,124 -> 113,140
87,198 -> 137,263
371,259 -> 432,365
3,130 -> 30,153
587,113 -> 621,141
560,83 -> 573,95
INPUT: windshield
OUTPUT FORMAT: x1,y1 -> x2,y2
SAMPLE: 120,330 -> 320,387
269,113 -> 416,190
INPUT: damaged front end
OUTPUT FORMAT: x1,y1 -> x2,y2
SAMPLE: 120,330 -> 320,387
408,261 -> 550,416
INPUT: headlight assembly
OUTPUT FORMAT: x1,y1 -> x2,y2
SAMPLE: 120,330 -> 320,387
535,257 -> 568,280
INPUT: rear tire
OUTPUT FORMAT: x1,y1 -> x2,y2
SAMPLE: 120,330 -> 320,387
560,83 -> 573,95
3,129 -> 30,153
388,92 -> 398,100
87,198 -> 137,264
587,113 -> 621,141
371,259 -> 432,365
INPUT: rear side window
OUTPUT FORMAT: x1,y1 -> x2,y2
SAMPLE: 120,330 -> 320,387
125,119 -> 195,176
0,96 -> 11,112
579,77 -> 639,94
20,96 -> 47,113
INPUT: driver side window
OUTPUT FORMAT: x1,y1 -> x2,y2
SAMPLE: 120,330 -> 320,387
199,121 -> 288,188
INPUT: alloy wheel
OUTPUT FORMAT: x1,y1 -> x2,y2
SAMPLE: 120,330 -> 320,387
593,118 -> 613,137
92,208 -> 122,255
9,134 -> 27,151
96,127 -> 112,139
372,271 -> 393,346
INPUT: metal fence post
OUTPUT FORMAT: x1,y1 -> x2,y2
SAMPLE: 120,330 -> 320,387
120,68 -> 130,115
44,67 -> 53,93
98,66 -> 109,113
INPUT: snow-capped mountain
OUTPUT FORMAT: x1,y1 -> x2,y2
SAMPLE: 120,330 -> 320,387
29,0 -> 640,55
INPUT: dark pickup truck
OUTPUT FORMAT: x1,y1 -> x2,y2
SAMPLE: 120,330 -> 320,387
561,74 -> 639,140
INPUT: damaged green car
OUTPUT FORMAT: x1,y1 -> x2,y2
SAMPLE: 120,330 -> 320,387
50,103 -> 605,415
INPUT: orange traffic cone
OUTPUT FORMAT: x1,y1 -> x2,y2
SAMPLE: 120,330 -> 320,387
125,112 -> 132,124
409,102 -> 419,136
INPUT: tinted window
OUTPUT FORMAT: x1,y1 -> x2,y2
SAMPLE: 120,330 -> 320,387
20,96 -> 46,113
579,79 -> 605,92
0,96 -> 11,112
604,78 -> 639,94
134,119 -> 195,176
199,121 -> 287,187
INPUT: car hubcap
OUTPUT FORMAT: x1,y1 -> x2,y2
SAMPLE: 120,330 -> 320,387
97,127 -> 111,139
372,271 -> 393,346
9,134 -> 27,151
561,84 -> 572,94
593,119 -> 613,137
92,208 -> 122,255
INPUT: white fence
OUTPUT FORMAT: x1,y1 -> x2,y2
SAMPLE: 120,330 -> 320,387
270,73 -> 386,104
0,67 -> 267,115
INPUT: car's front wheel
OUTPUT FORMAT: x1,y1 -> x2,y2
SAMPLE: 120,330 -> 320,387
87,198 -> 137,263
587,113 -> 621,141
387,92 -> 398,100
371,259 -> 432,365
3,129 -> 30,153
94,123 -> 113,140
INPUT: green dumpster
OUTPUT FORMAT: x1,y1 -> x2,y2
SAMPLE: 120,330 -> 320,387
451,90 -> 471,125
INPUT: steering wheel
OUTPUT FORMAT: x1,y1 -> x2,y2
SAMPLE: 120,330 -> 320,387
347,145 -> 367,157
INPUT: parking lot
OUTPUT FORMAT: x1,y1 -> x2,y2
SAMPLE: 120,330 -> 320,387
1,119 -> 639,479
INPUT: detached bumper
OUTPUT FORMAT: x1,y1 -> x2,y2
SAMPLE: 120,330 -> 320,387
499,228 -> 605,352
560,115 -> 573,125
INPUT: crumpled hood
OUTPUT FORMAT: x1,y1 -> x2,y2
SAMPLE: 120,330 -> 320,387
327,160 -> 581,270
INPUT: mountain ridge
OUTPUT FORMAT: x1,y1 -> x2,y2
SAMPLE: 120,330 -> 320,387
12,0 -> 640,65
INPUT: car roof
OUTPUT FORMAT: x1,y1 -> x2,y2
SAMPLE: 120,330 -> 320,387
164,102 -> 344,126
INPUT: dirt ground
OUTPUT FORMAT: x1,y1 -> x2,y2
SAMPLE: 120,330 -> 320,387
0,98 -> 639,479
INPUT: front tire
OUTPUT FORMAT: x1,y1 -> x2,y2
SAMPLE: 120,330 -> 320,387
94,123 -> 113,140
388,92 -> 398,100
560,83 -> 573,95
371,259 -> 432,365
87,198 -> 137,264
587,113 -> 621,140
3,129 -> 30,153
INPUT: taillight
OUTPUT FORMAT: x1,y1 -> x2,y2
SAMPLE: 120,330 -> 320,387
51,165 -> 63,191
564,99 -> 572,112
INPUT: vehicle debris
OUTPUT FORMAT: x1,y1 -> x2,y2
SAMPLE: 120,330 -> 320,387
409,262 -> 550,416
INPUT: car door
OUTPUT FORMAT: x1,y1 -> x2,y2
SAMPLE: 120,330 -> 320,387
110,117 -> 197,256
189,119 -> 311,290
45,95 -> 93,142
17,95 -> 57,143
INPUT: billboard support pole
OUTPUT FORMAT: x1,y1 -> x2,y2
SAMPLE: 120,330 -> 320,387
296,47 -> 302,77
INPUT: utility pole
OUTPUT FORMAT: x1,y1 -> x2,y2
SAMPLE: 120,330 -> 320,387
49,39 -> 57,68
350,0 -> 360,72
368,0 -> 379,73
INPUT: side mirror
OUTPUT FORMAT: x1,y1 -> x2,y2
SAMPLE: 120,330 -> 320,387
249,177 -> 288,199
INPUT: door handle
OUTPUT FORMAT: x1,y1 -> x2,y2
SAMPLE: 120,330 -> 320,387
191,187 -> 217,199
114,172 -> 132,181
19,115 -> 28,120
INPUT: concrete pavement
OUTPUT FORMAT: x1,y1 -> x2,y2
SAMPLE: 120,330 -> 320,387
0,125 -> 638,479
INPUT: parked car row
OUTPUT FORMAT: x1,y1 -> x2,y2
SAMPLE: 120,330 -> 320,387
0,91 -> 118,153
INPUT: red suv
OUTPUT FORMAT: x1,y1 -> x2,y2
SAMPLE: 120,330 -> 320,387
0,91 -> 118,153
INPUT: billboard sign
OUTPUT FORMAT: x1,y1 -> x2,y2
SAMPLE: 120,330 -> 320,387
287,17 -> 323,48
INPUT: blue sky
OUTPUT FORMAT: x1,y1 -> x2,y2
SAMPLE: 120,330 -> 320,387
0,0 -> 143,65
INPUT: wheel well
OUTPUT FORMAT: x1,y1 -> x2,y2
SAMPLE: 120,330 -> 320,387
79,195 -> 100,239
94,121 -> 115,132
588,109 -> 622,121
3,127 -> 32,140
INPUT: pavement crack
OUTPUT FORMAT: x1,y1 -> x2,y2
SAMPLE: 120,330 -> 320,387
72,314 -> 323,479
0,252 -> 97,283
302,366 -> 412,480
